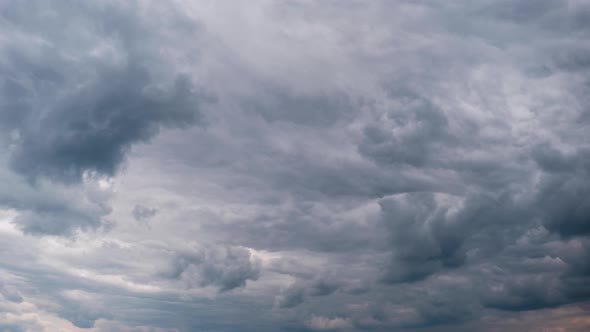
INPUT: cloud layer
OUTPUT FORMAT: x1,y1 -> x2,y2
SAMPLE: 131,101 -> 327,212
0,0 -> 589,331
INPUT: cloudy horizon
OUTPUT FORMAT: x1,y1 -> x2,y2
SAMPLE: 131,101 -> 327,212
1,1 -> 590,331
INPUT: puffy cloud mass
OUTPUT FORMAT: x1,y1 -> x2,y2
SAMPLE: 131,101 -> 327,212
0,0 -> 589,331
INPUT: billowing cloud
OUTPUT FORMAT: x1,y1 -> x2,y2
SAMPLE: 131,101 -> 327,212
0,0 -> 207,183
0,0 -> 589,331
164,245 -> 260,292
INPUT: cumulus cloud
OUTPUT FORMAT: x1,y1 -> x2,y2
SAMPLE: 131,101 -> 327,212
164,245 -> 260,292
0,0 -> 589,331
0,0 -> 207,183
0,0 -> 207,236
0,170 -> 115,236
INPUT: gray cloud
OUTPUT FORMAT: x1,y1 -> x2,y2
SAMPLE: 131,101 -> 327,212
0,169 -> 114,236
164,245 -> 260,292
8,68 -> 201,183
0,0 -> 590,331
0,283 -> 22,304
0,0 -> 207,183
132,204 -> 158,222
532,146 -> 590,237
0,0 -> 207,236
277,285 -> 306,309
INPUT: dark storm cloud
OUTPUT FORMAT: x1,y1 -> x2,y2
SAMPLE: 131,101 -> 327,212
536,174 -> 590,237
1,0 -> 590,331
8,68 -> 201,182
162,0 -> 590,328
378,192 -> 524,283
0,0 -> 207,183
378,194 -> 467,283
531,145 -> 590,237
0,0 -> 207,235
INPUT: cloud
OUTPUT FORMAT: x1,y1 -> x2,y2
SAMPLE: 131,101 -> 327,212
164,245 -> 261,292
274,277 -> 344,308
358,94 -> 450,168
0,170 -> 114,236
0,0 -> 590,331
132,205 -> 158,222
276,285 -> 305,309
8,68 -> 202,183
0,0 -> 207,236
0,283 -> 22,303
482,274 -> 567,311
305,315 -> 352,331
0,0 -> 207,184
532,146 -> 590,237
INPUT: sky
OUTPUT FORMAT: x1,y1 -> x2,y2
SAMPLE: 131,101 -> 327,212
0,0 -> 590,331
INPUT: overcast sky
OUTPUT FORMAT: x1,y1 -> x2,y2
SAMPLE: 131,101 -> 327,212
1,1 -> 590,331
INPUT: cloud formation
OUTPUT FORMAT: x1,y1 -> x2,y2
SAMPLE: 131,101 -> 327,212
0,0 -> 589,331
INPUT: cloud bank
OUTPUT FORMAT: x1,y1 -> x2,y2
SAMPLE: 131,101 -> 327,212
0,0 -> 589,331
